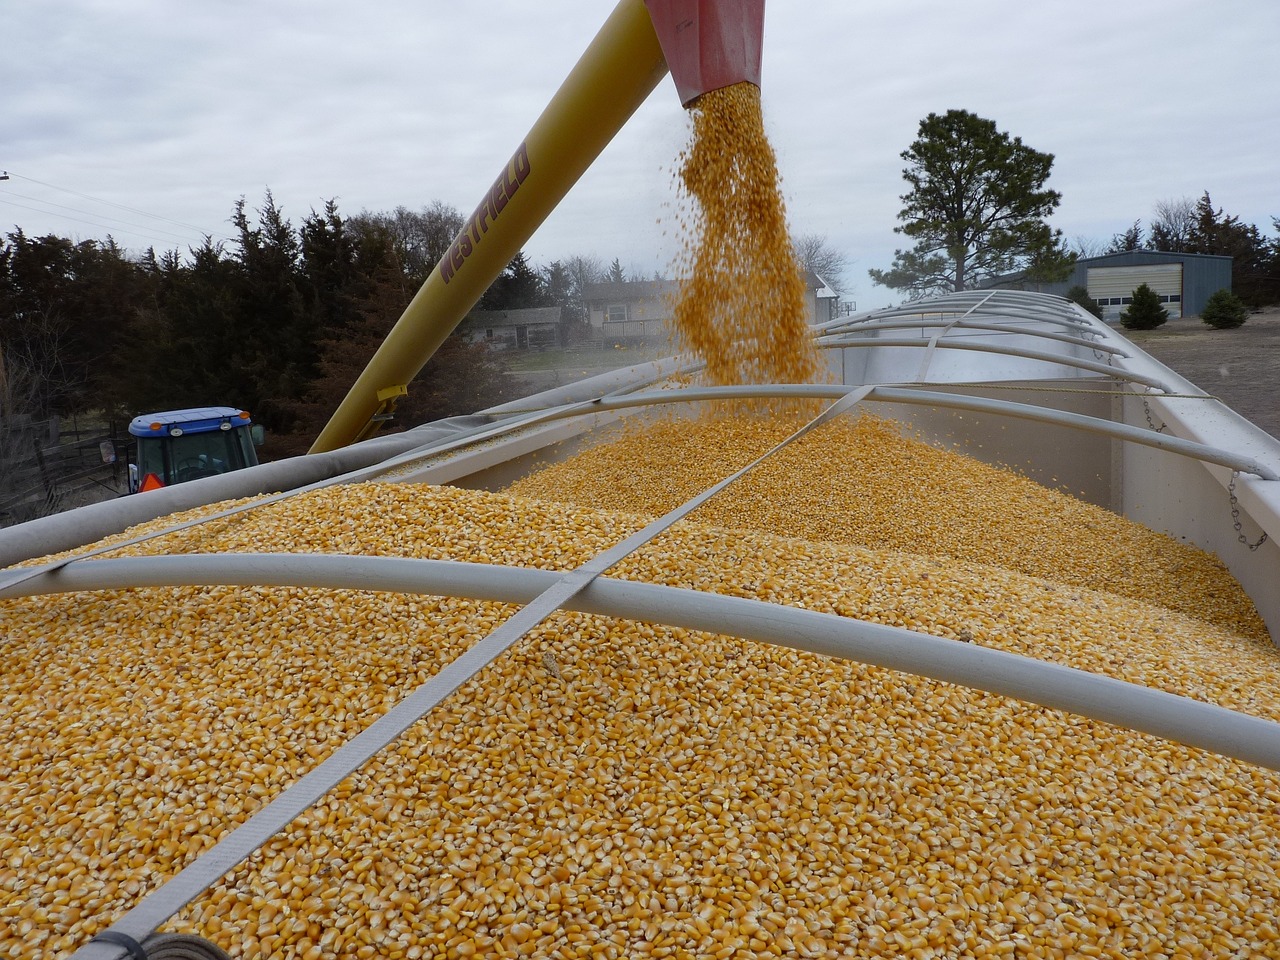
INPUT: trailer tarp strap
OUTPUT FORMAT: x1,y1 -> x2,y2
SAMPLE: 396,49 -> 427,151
70,387 -> 872,959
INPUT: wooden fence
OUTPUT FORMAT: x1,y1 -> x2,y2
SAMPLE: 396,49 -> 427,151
0,416 -> 131,526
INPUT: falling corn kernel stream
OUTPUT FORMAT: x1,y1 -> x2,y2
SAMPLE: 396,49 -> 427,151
671,83 -> 821,389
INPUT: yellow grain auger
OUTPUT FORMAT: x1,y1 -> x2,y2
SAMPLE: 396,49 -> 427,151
309,0 -> 765,453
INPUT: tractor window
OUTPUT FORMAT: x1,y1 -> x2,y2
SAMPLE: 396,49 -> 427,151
136,428 -> 255,487
136,435 -> 168,483
165,430 -> 250,484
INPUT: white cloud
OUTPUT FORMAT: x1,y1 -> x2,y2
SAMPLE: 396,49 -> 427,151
3,0 -> 1277,284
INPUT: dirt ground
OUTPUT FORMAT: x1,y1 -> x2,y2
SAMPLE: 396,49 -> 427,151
1122,304 -> 1280,440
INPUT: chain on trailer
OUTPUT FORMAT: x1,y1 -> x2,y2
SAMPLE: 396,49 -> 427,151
1229,471 -> 1271,551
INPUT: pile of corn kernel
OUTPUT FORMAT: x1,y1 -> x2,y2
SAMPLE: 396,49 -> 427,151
505,413 -> 1267,640
669,82 -> 821,388
3,412 -> 1280,959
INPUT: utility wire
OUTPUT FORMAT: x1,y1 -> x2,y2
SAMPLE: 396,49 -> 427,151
0,170 -> 232,248
0,192 -> 212,247
5,172 -> 223,236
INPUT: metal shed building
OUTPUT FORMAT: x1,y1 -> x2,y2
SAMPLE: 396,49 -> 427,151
991,250 -> 1233,321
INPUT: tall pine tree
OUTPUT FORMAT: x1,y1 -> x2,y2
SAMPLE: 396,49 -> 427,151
869,109 -> 1074,297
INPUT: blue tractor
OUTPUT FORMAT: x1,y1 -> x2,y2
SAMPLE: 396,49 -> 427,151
128,407 -> 263,492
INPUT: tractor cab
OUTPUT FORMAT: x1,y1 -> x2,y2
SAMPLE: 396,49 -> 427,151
128,407 -> 263,493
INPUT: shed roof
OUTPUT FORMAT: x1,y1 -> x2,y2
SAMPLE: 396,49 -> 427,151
810,271 -> 838,299
1077,249 -> 1232,266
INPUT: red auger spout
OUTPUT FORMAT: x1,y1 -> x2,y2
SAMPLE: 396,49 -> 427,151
643,0 -> 766,106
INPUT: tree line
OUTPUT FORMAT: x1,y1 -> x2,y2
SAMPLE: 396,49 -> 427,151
24,105 -> 1275,459
1085,191 -> 1277,306
0,195 -> 624,457
1,185 -> 851,458
870,108 -> 1280,306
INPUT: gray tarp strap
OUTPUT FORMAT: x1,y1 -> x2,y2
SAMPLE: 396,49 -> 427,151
69,387 -> 872,959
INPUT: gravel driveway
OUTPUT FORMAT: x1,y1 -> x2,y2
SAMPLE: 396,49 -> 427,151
1122,305 -> 1280,440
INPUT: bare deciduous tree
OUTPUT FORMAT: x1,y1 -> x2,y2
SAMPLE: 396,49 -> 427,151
793,233 -> 851,294
1151,197 -> 1196,252
1070,235 -> 1110,259
354,200 -> 465,285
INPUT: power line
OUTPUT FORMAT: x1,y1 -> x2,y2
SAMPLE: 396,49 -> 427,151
5,172 -> 224,237
0,191 -> 211,247
0,170 -> 233,249
0,196 -> 219,253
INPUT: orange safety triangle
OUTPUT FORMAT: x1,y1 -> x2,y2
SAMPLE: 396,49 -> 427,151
139,473 -> 165,492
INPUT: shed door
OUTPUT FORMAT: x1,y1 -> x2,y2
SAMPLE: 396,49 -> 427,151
1087,263 -> 1183,320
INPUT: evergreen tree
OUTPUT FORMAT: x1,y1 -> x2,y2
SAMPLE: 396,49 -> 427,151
1108,221 -> 1144,253
541,260 -> 572,307
1200,289 -> 1248,329
282,247 -> 521,456
230,193 -> 316,429
868,109 -> 1071,296
79,236 -> 154,416
541,260 -> 580,342
1267,218 -> 1280,304
147,237 -> 244,411
1187,192 -> 1269,305
479,251 -> 546,310
1119,283 -> 1168,330
299,202 -> 408,362
1066,285 -> 1102,319
301,200 -> 363,324
0,231 -> 145,418
1021,227 -> 1077,287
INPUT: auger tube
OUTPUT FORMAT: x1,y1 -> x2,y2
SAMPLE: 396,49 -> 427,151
310,0 -> 771,454
309,0 -> 670,453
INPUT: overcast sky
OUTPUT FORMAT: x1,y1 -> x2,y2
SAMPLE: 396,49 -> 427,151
4,0 -> 1278,305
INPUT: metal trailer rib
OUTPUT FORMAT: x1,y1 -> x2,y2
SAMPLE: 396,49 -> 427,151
814,335 -> 1167,390
20,555 -> 1277,774
15,373 -> 1266,591
821,384 -> 1280,481
819,312 -> 1090,337
36,551 -> 1280,958
454,383 -> 1276,482
818,303 -> 1092,336
814,319 -> 1127,355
